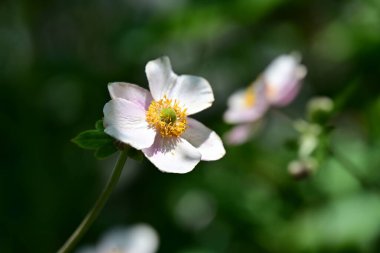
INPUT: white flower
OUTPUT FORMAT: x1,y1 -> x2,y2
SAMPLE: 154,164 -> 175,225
103,56 -> 225,173
76,224 -> 159,253
223,53 -> 307,145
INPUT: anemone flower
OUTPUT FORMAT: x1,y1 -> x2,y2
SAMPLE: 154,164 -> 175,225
76,224 -> 159,253
224,53 -> 307,145
103,56 -> 225,173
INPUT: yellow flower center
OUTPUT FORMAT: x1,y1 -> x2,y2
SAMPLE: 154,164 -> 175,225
244,86 -> 256,107
146,95 -> 187,137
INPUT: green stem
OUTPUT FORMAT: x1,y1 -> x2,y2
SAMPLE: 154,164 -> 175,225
271,109 -> 295,125
58,149 -> 129,253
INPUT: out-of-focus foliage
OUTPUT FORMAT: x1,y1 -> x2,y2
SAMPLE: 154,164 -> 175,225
1,0 -> 380,252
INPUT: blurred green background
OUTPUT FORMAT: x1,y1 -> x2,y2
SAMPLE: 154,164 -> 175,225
2,0 -> 380,252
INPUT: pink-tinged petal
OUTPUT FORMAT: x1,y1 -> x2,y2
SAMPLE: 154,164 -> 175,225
224,80 -> 269,124
103,98 -> 156,149
263,54 -> 307,106
274,81 -> 301,106
181,118 -> 225,161
224,122 -> 262,145
167,75 -> 214,115
145,56 -> 177,101
108,82 -> 153,110
142,135 -> 201,174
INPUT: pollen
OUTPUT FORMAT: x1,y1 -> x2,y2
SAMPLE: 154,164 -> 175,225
146,95 -> 187,137
244,85 -> 256,107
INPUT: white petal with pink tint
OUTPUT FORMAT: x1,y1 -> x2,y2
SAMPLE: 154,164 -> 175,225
263,53 -> 306,106
103,98 -> 156,149
224,122 -> 263,145
182,118 -> 225,161
274,82 -> 301,106
167,75 -> 214,115
145,56 -> 177,101
142,136 -> 202,174
108,82 -> 153,110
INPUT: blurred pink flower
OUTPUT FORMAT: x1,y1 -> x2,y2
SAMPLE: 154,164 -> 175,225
103,56 -> 225,173
224,53 -> 307,145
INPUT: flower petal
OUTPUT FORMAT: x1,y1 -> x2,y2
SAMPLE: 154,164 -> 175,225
263,53 -> 307,106
274,81 -> 301,106
181,118 -> 225,161
103,98 -> 156,149
167,75 -> 214,115
142,135 -> 201,174
145,56 -> 214,114
224,122 -> 262,145
224,80 -> 269,124
108,82 -> 153,110
145,56 -> 177,101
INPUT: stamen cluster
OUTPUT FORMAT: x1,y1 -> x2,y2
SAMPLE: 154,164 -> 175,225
244,86 -> 256,107
146,96 -> 187,137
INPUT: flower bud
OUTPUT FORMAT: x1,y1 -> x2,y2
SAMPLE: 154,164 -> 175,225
307,96 -> 334,125
294,120 -> 321,158
288,158 -> 318,180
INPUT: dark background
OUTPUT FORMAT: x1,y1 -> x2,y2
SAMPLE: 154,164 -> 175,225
1,0 -> 380,252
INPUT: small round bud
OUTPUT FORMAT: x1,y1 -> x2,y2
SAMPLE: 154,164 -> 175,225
288,158 -> 318,180
307,96 -> 334,124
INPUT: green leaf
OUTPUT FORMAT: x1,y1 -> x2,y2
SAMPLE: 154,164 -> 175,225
72,130 -> 113,150
73,119 -> 145,161
95,119 -> 105,130
94,142 -> 118,159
